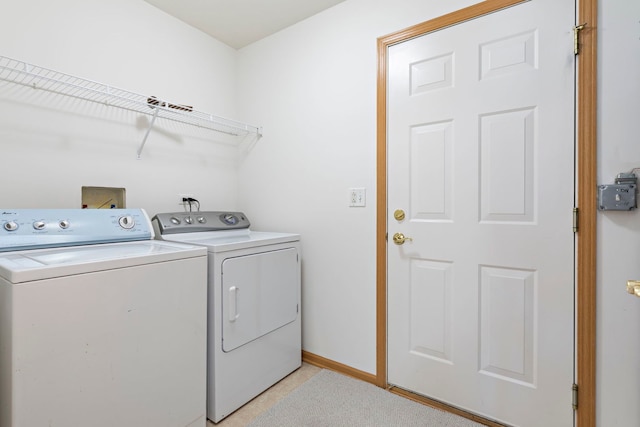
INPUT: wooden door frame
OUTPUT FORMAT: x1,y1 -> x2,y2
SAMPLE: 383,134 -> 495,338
375,0 -> 598,426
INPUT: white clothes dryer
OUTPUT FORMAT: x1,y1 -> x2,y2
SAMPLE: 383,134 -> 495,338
152,211 -> 301,423
0,209 -> 208,427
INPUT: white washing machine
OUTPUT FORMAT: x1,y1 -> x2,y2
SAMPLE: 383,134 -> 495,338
0,209 -> 208,427
152,211 -> 301,423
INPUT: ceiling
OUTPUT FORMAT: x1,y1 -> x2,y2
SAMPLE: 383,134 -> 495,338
143,0 -> 346,49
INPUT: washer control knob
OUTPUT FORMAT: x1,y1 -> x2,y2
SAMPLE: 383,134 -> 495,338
4,221 -> 18,231
33,221 -> 46,230
59,220 -> 70,229
118,215 -> 135,229
184,216 -> 193,224
197,216 -> 206,224
170,217 -> 181,225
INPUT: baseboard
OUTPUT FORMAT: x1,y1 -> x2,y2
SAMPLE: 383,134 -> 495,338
301,350 -> 377,385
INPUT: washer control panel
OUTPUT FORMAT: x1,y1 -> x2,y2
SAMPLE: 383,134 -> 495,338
0,209 -> 153,252
152,211 -> 250,235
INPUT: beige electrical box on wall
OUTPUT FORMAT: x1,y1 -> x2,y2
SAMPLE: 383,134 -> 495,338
81,186 -> 126,209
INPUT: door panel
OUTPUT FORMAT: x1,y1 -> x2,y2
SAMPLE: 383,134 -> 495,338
222,248 -> 299,352
387,1 -> 576,426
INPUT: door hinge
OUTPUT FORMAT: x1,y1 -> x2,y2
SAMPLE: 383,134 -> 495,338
573,207 -> 579,233
572,383 -> 579,410
573,23 -> 586,55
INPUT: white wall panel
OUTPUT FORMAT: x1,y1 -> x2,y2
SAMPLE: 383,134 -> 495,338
596,1 -> 640,425
0,0 -> 239,215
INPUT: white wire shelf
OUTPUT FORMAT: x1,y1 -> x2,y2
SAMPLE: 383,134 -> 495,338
0,55 -> 262,157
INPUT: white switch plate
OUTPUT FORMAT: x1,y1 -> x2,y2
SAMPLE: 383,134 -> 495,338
349,188 -> 366,207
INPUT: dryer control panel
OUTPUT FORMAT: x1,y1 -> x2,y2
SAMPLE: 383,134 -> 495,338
152,211 -> 251,235
0,208 -> 153,252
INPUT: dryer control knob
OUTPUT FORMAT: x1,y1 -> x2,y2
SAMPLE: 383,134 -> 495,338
221,213 -> 238,225
3,221 -> 18,231
59,220 -> 70,229
170,217 -> 181,225
197,216 -> 206,224
33,221 -> 46,230
184,216 -> 193,224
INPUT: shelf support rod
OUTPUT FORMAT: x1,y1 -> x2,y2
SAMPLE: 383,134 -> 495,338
137,108 -> 159,159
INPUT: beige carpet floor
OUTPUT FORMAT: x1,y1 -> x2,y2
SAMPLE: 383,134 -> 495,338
247,369 -> 485,427
209,364 -> 486,427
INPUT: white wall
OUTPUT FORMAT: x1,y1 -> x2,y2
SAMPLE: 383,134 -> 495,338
236,0 -> 478,374
0,0 -> 242,214
597,1 -> 640,425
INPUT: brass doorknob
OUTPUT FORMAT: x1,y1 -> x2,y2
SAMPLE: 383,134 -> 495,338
392,232 -> 413,245
627,280 -> 640,297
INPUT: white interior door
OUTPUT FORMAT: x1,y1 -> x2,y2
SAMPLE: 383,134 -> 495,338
387,1 -> 576,426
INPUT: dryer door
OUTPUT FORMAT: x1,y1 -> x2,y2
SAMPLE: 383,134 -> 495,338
221,247 -> 299,352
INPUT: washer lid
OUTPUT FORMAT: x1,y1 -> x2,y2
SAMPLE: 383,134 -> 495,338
0,240 -> 206,283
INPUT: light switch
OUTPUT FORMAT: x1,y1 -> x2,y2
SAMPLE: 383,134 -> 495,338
349,188 -> 366,207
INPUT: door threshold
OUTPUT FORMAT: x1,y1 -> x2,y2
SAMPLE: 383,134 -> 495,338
387,386 -> 512,427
